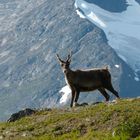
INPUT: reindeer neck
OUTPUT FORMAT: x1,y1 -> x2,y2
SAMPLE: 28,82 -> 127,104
63,67 -> 73,75
63,67 -> 75,86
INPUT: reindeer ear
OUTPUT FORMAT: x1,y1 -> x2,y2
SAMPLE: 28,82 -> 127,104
56,54 -> 63,63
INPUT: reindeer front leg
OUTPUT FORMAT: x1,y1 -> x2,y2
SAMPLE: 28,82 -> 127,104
70,90 -> 75,107
73,90 -> 80,107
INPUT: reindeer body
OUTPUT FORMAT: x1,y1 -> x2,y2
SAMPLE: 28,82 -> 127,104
65,68 -> 110,91
56,53 -> 120,107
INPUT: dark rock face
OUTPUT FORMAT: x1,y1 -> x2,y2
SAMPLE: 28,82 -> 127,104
84,0 -> 128,12
136,0 -> 140,4
7,108 -> 36,122
120,61 -> 140,98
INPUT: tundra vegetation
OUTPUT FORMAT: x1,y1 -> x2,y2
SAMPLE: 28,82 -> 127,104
0,98 -> 140,140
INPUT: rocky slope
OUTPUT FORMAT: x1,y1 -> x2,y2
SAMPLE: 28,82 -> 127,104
0,0 -> 140,121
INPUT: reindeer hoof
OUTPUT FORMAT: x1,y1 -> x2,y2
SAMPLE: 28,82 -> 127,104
117,97 -> 121,100
73,102 -> 80,107
104,101 -> 110,105
104,100 -> 110,104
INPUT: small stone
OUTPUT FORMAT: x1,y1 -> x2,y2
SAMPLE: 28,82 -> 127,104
22,132 -> 27,137
112,131 -> 116,137
73,102 -> 80,107
5,131 -> 9,134
80,103 -> 88,106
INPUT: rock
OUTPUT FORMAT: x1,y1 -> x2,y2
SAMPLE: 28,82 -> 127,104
80,103 -> 88,106
39,108 -> 52,112
91,102 -> 102,105
0,136 -> 4,140
73,102 -> 88,107
7,108 -> 36,122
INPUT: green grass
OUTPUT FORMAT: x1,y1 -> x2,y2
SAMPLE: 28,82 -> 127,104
0,98 -> 140,140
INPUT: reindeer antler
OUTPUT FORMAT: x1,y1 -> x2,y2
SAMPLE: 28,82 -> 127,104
67,50 -> 72,62
56,54 -> 63,63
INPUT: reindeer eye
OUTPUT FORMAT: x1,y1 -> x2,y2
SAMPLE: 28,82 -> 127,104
61,64 -> 64,67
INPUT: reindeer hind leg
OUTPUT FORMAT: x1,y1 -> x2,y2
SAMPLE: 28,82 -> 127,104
98,88 -> 110,102
105,84 -> 120,99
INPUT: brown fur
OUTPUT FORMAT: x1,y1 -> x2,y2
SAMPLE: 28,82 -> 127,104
56,53 -> 120,107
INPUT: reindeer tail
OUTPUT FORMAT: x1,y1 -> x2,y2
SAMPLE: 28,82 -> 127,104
104,65 -> 110,71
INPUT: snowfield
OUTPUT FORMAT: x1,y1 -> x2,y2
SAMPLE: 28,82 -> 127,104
75,0 -> 140,72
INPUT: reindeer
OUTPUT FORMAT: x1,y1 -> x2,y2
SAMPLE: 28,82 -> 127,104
56,52 -> 120,107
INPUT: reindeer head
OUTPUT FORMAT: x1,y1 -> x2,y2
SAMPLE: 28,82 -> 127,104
56,52 -> 72,73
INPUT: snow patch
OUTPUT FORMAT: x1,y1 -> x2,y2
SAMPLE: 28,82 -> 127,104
134,72 -> 140,81
115,65 -> 119,68
87,11 -> 106,28
59,85 -> 71,105
74,2 -> 78,8
76,9 -> 86,18
134,77 -> 139,82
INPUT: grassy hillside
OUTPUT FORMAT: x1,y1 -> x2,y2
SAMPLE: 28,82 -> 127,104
0,99 -> 140,140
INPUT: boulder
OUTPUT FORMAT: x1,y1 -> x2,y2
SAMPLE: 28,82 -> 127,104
7,108 -> 36,122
